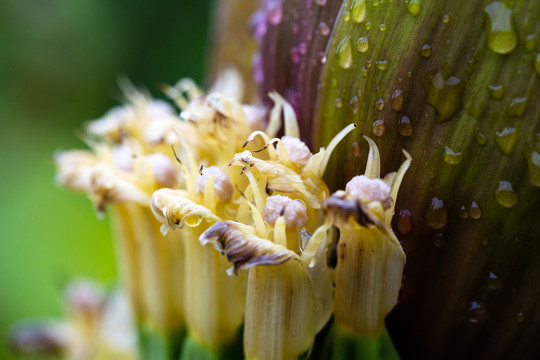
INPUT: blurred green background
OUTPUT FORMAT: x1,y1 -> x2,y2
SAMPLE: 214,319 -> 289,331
0,0 -> 211,358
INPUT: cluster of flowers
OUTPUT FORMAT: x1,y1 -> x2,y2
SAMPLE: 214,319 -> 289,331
50,74 -> 411,360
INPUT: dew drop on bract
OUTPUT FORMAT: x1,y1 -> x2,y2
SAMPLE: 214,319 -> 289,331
334,97 -> 343,108
516,312 -> 525,323
391,89 -> 404,111
443,145 -> 463,165
475,126 -> 487,145
318,22 -> 330,36
525,34 -> 536,53
425,197 -> 447,229
467,301 -> 486,323
357,36 -> 369,53
397,208 -> 413,235
442,14 -> 450,23
419,44 -> 432,58
432,232 -> 445,248
469,201 -> 482,219
361,65 -> 368,77
267,0 -> 283,25
535,53 -> 540,76
459,205 -> 469,219
350,0 -> 367,23
372,119 -> 385,136
350,95 -> 359,114
379,23 -> 387,32
336,35 -> 353,69
376,60 -> 388,70
525,142 -> 540,187
351,141 -> 361,157
316,52 -> 327,64
487,84 -> 504,100
423,72 -> 464,122
483,1 -> 518,54
507,97 -> 528,117
365,20 -> 372,31
404,0 -> 422,17
375,98 -> 385,111
494,180 -> 518,208
316,0 -> 327,5
495,127 -> 518,155
487,271 -> 502,290
398,116 -> 413,136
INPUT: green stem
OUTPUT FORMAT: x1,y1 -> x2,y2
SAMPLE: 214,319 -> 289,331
137,324 -> 185,360
316,322 -> 400,360
179,330 -> 244,360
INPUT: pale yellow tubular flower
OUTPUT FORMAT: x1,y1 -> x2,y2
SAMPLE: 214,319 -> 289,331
55,90 -> 189,348
322,136 -> 412,338
150,166 -> 247,349
200,221 -> 316,360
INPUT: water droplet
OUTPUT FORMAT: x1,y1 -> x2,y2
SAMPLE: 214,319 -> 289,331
487,271 -> 502,290
404,0 -> 422,17
516,312 -> 524,323
475,126 -> 488,145
442,14 -> 450,23
525,143 -> 540,187
343,10 -> 351,22
494,180 -> 518,208
507,97 -> 528,117
535,53 -> 540,75
318,22 -> 330,36
290,45 -> 302,64
352,141 -> 361,157
371,0 -> 380,7
365,21 -> 372,31
482,237 -> 489,246
423,72 -> 464,122
391,89 -> 404,111
459,205 -> 469,219
376,60 -> 388,70
360,65 -> 368,77
443,146 -> 463,165
495,127 -> 518,155
419,44 -> 432,58
487,84 -> 504,100
525,34 -> 536,53
397,208 -> 413,235
316,52 -> 327,64
469,201 -> 482,219
467,301 -> 486,323
407,71 -> 412,78
350,95 -> 359,114
357,36 -> 369,52
398,116 -> 413,136
267,0 -> 283,25
379,23 -> 387,32
336,35 -> 353,69
372,119 -> 386,136
334,97 -> 343,108
425,197 -> 447,229
484,1 -> 518,54
350,0 -> 367,23
316,0 -> 327,5
365,59 -> 372,68
432,232 -> 446,248
375,98 -> 385,111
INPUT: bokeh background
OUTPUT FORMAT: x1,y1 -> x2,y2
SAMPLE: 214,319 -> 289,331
0,1 -> 212,358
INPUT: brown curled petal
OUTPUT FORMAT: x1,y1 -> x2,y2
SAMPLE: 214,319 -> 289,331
200,220 -> 299,275
322,191 -> 387,234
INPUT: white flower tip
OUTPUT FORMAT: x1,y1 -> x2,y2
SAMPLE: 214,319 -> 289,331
264,195 -> 308,230
281,136 -> 312,166
196,166 -> 233,203
146,153 -> 177,187
345,175 -> 392,210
